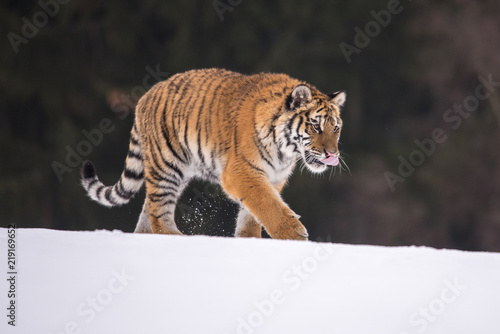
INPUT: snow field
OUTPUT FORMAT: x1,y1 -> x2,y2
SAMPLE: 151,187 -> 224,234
1,228 -> 499,334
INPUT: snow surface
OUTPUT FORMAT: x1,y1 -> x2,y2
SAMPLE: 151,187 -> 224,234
1,228 -> 500,334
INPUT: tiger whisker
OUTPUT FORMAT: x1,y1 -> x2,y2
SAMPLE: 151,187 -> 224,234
339,156 -> 351,175
328,165 -> 335,181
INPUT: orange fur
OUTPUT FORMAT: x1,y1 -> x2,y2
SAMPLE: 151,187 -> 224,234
81,68 -> 346,240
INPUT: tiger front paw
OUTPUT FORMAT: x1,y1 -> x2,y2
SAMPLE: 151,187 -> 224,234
270,219 -> 309,241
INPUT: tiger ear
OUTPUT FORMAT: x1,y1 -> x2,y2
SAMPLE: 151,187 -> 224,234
288,85 -> 312,111
329,90 -> 346,108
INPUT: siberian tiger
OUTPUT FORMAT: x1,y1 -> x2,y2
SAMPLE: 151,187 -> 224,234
81,68 -> 346,240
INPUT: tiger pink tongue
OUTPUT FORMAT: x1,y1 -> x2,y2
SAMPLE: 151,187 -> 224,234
321,156 -> 339,166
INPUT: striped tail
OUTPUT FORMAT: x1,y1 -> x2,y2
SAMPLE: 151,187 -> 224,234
80,124 -> 144,207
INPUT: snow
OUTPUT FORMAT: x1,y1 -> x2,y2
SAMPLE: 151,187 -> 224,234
1,228 -> 500,334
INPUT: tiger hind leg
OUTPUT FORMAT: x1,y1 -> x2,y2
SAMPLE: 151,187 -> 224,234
144,170 -> 187,235
147,195 -> 184,235
134,200 -> 152,233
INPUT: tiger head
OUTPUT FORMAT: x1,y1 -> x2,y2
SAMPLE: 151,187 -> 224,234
284,85 -> 346,174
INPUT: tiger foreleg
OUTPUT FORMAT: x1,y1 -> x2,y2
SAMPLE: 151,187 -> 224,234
222,170 -> 308,240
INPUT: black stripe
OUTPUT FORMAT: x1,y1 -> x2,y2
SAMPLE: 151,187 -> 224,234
148,148 -> 162,175
148,82 -> 168,154
96,185 -> 105,201
182,73 -> 213,154
148,191 -> 176,200
148,138 -> 167,173
271,124 -> 277,144
154,184 -> 179,192
149,84 -> 164,109
295,116 -> 304,137
87,179 -> 98,189
262,113 -> 279,140
277,149 -> 284,162
284,133 -> 294,148
254,121 -> 274,157
192,74 -> 229,164
168,75 -> 192,159
204,73 -> 236,117
167,74 -> 189,142
203,123 -> 211,168
283,131 -> 299,154
166,111 -> 191,162
148,196 -> 164,203
167,74 -> 187,98
204,85 -> 213,167
233,124 -> 239,155
182,113 -> 191,154
150,211 -> 172,220
196,117 -> 205,165
115,180 -> 135,199
115,188 -> 133,200
160,199 -> 176,206
160,121 -> 187,164
242,157 -> 266,176
124,168 -> 144,180
254,137 -> 274,169
148,168 -> 164,182
144,176 -> 155,186
145,85 -> 164,121
177,73 -> 204,140
130,123 -> 140,146
315,107 -> 327,115
139,87 -> 164,175
130,136 -> 140,146
162,177 -> 181,187
227,76 -> 252,119
260,127 -> 273,141
104,188 -> 118,205
195,72 -> 236,131
271,109 -> 282,122
286,113 -> 299,134
163,158 -> 184,179
127,150 -> 142,160
210,151 -> 217,172
148,197 -> 176,206
149,166 -> 181,187
136,91 -> 152,111
196,126 -> 206,165
152,139 -> 185,179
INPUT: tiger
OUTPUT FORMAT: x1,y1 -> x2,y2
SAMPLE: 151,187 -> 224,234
81,68 -> 346,240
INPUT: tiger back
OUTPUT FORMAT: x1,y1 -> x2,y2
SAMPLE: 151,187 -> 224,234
81,68 -> 346,240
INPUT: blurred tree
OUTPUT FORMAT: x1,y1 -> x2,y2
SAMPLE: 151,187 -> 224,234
0,0 -> 498,251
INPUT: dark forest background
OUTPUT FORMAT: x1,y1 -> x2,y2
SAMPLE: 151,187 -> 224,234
1,0 -> 499,251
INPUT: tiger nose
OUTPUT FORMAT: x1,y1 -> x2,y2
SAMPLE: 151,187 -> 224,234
325,150 -> 338,157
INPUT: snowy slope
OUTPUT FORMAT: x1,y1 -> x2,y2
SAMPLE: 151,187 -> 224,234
1,228 -> 499,334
